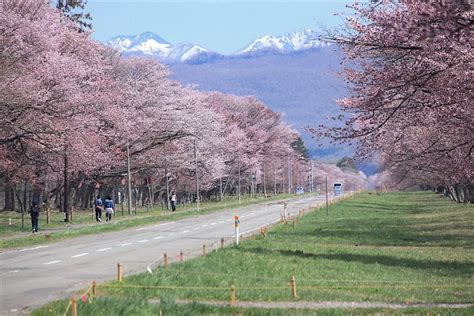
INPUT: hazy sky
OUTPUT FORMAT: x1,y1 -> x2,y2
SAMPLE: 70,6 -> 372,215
87,1 -> 352,54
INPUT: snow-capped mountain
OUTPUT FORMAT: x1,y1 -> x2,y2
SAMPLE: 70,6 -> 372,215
107,30 -> 329,64
236,29 -> 329,55
108,32 -> 220,64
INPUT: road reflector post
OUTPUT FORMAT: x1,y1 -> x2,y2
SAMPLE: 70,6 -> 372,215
92,281 -> 97,295
117,263 -> 123,282
71,297 -> 77,316
230,284 -> 236,305
221,238 -> 224,249
234,215 -> 240,245
203,244 -> 206,255
290,275 -> 297,298
164,253 -> 168,268
179,251 -> 184,262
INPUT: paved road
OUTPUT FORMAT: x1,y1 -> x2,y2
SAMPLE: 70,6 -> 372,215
0,194 -> 331,315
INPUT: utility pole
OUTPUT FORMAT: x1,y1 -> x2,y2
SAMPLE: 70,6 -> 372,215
126,140 -> 133,214
325,175 -> 329,216
287,157 -> 291,194
194,139 -> 200,211
273,162 -> 277,195
63,154 -> 69,222
238,154 -> 241,204
219,176 -> 223,202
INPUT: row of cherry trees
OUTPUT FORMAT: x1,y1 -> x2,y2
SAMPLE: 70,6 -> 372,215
0,1 -> 309,214
314,1 -> 473,202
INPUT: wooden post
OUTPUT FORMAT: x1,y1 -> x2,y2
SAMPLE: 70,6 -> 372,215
92,281 -> 97,295
164,253 -> 168,268
117,263 -> 123,282
179,251 -> 184,262
202,244 -> 206,255
290,275 -> 297,298
221,238 -> 224,249
71,297 -> 77,316
230,285 -> 236,305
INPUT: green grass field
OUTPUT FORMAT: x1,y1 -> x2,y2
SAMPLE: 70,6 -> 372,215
0,193 -> 298,249
33,192 -> 474,315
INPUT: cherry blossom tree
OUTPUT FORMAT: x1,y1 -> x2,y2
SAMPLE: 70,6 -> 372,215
312,1 -> 473,202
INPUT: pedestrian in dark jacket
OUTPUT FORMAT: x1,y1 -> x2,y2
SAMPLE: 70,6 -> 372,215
95,195 -> 103,223
170,191 -> 177,212
104,196 -> 114,223
30,201 -> 40,233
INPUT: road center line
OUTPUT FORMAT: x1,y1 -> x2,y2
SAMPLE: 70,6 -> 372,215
210,223 -> 217,225
153,236 -> 163,240
71,253 -> 89,258
181,230 -> 190,234
202,224 -> 208,227
138,239 -> 149,243
96,247 -> 112,252
120,243 -> 133,246
43,260 -> 61,265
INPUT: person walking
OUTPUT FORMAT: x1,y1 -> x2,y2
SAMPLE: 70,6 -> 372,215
104,196 -> 114,223
94,195 -> 103,223
29,201 -> 40,233
170,191 -> 177,212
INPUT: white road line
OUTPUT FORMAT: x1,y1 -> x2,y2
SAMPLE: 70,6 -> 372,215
241,215 -> 247,218
136,227 -> 148,231
71,253 -> 89,258
210,223 -> 217,225
96,247 -> 112,252
202,224 -> 208,227
138,239 -> 149,243
120,243 -> 132,246
218,221 -> 225,224
153,236 -> 163,240
226,219 -> 232,222
43,260 -> 61,265
19,245 -> 49,252
181,230 -> 189,234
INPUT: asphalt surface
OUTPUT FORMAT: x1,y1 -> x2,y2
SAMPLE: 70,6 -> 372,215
0,194 -> 331,315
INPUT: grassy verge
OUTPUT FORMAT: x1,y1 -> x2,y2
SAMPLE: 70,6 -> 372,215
32,192 -> 474,315
0,193 -> 300,249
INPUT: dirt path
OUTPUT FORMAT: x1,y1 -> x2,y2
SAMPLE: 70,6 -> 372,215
151,299 -> 474,310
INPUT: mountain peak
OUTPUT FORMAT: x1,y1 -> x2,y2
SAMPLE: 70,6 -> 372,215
236,29 -> 329,55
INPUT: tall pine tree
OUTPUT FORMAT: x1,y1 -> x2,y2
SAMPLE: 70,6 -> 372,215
56,0 -> 92,31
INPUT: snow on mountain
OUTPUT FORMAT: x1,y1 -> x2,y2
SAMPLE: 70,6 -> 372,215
107,29 -> 328,64
108,32 -> 217,63
236,29 -> 329,55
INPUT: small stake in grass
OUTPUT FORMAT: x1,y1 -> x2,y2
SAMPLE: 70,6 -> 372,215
203,244 -> 206,255
164,253 -> 168,268
71,297 -> 77,316
179,251 -> 184,262
230,284 -> 236,305
117,263 -> 123,282
92,281 -> 97,295
290,275 -> 297,299
221,238 -> 224,249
